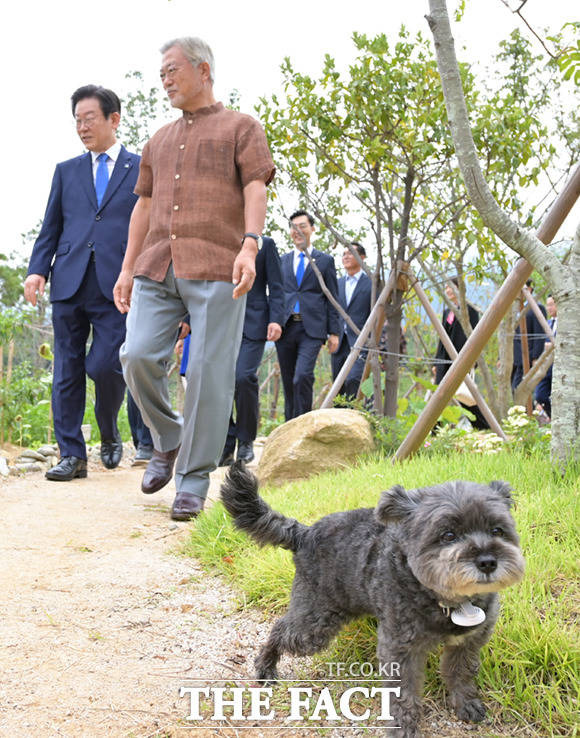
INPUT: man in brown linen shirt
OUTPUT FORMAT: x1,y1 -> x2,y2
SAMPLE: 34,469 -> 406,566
114,36 -> 274,521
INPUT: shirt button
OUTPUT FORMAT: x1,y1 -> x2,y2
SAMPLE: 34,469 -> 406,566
171,234 -> 177,240
188,119 -> 193,125
95,215 -> 101,221
173,205 -> 179,211
179,144 -> 185,149
175,174 -> 180,179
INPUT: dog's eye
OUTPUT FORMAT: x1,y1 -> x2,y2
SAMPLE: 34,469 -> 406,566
491,527 -> 504,537
440,531 -> 457,543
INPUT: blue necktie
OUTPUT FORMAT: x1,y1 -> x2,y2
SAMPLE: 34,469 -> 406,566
95,153 -> 109,206
294,252 -> 305,313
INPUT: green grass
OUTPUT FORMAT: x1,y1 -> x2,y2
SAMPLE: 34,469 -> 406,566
184,450 -> 579,737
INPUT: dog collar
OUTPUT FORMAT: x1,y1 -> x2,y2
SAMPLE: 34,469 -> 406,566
439,601 -> 486,626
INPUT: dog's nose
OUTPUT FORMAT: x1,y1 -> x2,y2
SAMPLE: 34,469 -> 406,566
476,554 -> 497,574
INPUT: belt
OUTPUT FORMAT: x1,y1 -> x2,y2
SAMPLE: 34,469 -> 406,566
290,313 -> 302,322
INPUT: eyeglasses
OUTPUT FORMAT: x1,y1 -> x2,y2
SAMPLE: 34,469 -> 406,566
159,64 -> 181,82
75,115 -> 102,129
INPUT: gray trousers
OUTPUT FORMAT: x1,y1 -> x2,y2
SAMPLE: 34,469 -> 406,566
120,265 -> 246,499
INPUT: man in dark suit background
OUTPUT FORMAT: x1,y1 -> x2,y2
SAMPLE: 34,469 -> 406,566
276,210 -> 340,421
220,236 -> 285,465
331,243 -> 372,399
511,279 -> 547,393
24,85 -> 140,481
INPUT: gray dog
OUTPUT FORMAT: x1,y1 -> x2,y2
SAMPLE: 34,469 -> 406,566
220,462 -> 525,737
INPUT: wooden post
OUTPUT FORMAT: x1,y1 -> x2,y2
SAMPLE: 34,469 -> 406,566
394,165 -> 580,462
270,364 -> 280,419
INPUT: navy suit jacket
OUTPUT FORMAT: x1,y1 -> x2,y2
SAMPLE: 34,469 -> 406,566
280,248 -> 341,340
243,236 -> 285,341
513,302 -> 547,366
27,146 -> 140,302
338,271 -> 372,347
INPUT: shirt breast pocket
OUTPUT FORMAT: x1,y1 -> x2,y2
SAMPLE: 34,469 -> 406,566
196,139 -> 235,180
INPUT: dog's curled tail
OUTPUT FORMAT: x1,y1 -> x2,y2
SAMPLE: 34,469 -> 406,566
220,461 -> 308,552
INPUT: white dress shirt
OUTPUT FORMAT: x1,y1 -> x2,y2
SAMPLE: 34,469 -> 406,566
344,268 -> 363,306
90,141 -> 121,183
293,246 -> 313,276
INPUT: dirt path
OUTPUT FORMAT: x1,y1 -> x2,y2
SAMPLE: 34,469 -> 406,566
0,456 -> 273,738
0,454 -> 523,738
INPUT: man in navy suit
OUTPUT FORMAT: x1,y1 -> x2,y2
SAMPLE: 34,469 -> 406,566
331,243 -> 372,399
276,210 -> 340,421
24,85 -> 140,481
219,236 -> 285,464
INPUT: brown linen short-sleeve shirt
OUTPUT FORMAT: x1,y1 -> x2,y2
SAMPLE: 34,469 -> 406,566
133,102 -> 275,283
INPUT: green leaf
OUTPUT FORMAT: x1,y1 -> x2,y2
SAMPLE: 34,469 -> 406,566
359,376 -> 374,398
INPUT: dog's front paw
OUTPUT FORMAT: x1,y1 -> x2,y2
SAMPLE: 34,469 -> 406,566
254,665 -> 279,684
398,727 -> 423,738
456,698 -> 486,723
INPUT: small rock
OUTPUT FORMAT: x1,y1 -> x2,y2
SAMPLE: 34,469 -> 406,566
18,449 -> 47,462
14,462 -> 43,473
37,444 -> 58,456
168,523 -> 178,531
0,457 -> 9,477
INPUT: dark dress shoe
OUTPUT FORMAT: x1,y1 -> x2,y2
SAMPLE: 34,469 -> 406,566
141,446 -> 180,494
131,444 -> 153,467
236,441 -> 254,463
101,436 -> 123,469
171,491 -> 204,521
45,456 -> 87,481
218,449 -> 235,466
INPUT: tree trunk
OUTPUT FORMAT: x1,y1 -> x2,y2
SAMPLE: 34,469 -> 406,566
496,311 -> 515,419
427,0 -> 580,469
550,223 -> 580,471
382,296 -> 403,417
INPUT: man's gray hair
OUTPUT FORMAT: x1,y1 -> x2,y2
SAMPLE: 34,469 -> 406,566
160,37 -> 215,83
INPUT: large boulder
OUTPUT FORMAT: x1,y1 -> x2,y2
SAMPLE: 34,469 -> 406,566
258,408 -> 374,486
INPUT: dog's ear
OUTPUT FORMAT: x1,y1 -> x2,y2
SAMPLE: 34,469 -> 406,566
375,484 -> 424,525
489,480 -> 514,508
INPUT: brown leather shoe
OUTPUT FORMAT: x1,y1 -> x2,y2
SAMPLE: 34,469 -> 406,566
141,446 -> 180,495
171,491 -> 205,521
